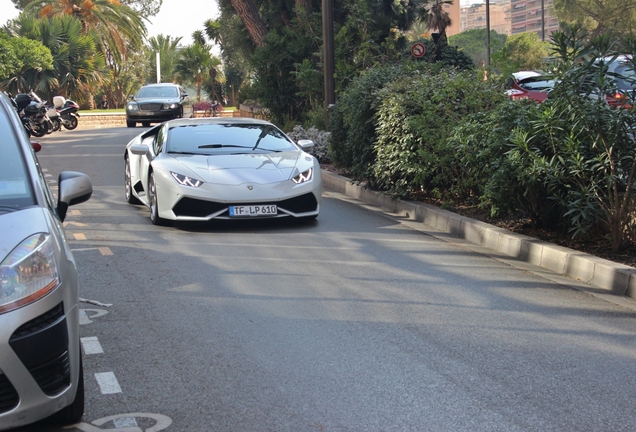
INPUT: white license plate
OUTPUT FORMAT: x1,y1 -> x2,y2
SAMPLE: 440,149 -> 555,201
229,205 -> 277,217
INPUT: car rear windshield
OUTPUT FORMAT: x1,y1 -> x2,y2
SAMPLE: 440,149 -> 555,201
166,123 -> 298,155
137,86 -> 178,98
0,113 -> 36,212
611,64 -> 636,91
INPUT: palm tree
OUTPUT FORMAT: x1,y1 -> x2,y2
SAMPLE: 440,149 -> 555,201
174,42 -> 221,101
8,13 -> 104,103
418,0 -> 453,60
147,34 -> 182,84
24,0 -> 145,56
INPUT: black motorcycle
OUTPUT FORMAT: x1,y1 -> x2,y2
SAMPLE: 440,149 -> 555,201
13,92 -> 52,137
54,97 -> 80,130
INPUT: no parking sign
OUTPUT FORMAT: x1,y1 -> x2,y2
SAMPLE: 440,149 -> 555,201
411,43 -> 426,58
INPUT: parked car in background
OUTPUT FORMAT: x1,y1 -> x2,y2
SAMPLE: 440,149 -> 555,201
593,55 -> 636,108
126,83 -> 193,128
124,117 -> 322,225
0,92 -> 92,429
505,71 -> 555,102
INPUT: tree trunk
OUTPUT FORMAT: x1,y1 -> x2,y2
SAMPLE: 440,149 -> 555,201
229,0 -> 268,46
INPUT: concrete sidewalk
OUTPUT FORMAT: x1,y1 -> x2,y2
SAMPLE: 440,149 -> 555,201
321,170 -> 636,299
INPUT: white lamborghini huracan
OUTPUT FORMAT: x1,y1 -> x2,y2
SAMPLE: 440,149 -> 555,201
124,117 -> 322,225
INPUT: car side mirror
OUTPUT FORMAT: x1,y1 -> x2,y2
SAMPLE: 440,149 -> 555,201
130,144 -> 149,156
57,171 -> 92,222
297,139 -> 314,150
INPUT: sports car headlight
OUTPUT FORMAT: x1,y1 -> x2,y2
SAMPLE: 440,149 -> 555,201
0,233 -> 59,314
127,102 -> 139,111
292,168 -> 313,184
163,103 -> 178,109
171,172 -> 204,188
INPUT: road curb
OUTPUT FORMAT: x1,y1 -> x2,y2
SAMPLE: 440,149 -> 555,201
321,170 -> 636,298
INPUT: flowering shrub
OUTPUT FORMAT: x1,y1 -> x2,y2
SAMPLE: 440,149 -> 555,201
193,101 -> 212,111
286,125 -> 331,163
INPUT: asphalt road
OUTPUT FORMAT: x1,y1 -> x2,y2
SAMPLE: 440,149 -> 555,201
17,126 -> 636,432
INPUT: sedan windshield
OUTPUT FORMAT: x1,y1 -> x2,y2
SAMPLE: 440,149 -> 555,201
0,114 -> 35,212
166,123 -> 298,155
136,86 -> 178,98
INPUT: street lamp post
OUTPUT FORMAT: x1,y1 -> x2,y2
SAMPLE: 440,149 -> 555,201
485,0 -> 490,66
322,0 -> 335,129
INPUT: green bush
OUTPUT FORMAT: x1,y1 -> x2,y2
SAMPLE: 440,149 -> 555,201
372,67 -> 506,197
329,61 -> 417,180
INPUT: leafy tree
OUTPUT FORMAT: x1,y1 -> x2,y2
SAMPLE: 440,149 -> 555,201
0,32 -> 53,91
492,32 -> 550,75
448,28 -> 506,67
553,0 -> 636,39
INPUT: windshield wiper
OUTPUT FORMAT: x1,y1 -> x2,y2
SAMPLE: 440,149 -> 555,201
198,144 -> 251,149
168,151 -> 198,155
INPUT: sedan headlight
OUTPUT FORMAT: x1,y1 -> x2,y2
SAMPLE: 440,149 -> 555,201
0,233 -> 59,314
292,168 -> 313,184
171,172 -> 203,188
127,102 -> 139,111
163,103 -> 178,110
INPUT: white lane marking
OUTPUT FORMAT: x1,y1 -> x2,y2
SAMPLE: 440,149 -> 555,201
95,372 -> 122,394
67,412 -> 172,431
79,309 -> 109,325
80,297 -> 113,307
81,336 -> 104,355
113,417 -> 138,428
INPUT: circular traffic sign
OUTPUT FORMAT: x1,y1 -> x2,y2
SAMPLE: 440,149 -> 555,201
411,43 -> 426,58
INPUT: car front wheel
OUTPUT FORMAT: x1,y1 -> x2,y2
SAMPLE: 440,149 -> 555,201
149,172 -> 169,226
126,120 -> 136,128
125,157 -> 141,204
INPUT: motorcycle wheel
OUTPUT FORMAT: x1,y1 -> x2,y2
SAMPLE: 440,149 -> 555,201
31,124 -> 47,138
63,116 -> 79,130
51,118 -> 62,132
45,120 -> 54,134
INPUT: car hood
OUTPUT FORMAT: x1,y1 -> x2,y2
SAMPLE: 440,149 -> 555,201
0,207 -> 51,261
168,151 -> 313,185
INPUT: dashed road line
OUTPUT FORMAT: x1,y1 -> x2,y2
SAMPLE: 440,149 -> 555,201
81,336 -> 104,355
94,372 -> 123,395
73,233 -> 87,240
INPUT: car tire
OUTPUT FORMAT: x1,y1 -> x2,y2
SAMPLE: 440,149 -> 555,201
142,122 -> 150,127
125,157 -> 141,205
50,354 -> 84,425
126,120 -> 136,128
149,172 -> 169,226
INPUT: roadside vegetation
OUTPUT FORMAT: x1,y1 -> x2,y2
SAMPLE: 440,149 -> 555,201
2,0 -> 636,254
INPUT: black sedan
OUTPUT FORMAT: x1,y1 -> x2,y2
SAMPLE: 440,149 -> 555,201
126,83 -> 193,127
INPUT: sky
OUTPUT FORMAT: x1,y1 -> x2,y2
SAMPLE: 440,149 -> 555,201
0,0 -> 220,46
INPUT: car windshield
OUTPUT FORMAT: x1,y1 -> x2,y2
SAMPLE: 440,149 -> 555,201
517,77 -> 555,91
136,86 -> 178,98
0,113 -> 35,212
166,123 -> 298,155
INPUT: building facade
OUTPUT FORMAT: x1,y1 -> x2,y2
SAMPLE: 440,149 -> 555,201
461,0 -> 511,35
510,0 -> 559,39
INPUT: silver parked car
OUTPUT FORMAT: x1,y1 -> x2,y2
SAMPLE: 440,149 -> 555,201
0,92 -> 92,429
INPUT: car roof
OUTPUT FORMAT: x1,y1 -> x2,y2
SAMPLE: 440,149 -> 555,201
140,83 -> 180,87
165,117 -> 276,128
512,71 -> 544,81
